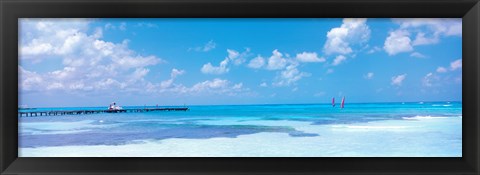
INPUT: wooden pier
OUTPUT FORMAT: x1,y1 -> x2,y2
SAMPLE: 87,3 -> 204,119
18,107 -> 189,117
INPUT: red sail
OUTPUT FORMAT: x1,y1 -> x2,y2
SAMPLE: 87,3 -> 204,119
341,97 -> 345,109
332,97 -> 335,107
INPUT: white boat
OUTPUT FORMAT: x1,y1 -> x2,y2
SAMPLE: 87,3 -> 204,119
108,102 -> 123,110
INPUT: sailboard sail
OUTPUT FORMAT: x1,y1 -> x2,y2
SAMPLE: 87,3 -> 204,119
341,96 -> 345,109
332,97 -> 335,107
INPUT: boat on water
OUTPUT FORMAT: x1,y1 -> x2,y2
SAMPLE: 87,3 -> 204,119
340,96 -> 345,109
108,102 -> 123,111
332,97 -> 336,107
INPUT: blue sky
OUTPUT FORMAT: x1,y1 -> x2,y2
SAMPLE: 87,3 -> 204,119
19,18 -> 462,107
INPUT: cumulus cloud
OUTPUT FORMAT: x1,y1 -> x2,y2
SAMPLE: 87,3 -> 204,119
227,48 -> 251,65
266,49 -> 288,70
323,18 -> 370,55
391,74 -> 407,86
384,18 -> 461,56
296,52 -> 325,63
332,55 -> 347,66
19,19 -> 163,93
18,66 -> 44,91
189,40 -> 216,52
201,58 -> 229,74
170,68 -> 185,78
200,48 -> 251,74
384,30 -> 413,55
146,77 -> 249,97
159,69 -> 185,89
394,18 -> 462,46
189,78 -> 249,96
273,63 -> 310,86
432,59 -> 461,76
436,66 -> 447,73
422,72 -> 440,87
450,59 -> 462,71
248,55 -> 266,69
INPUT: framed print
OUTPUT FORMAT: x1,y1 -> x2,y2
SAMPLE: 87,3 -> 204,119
1,0 -> 479,174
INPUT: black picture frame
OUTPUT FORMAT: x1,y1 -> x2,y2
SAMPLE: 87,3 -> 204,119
1,0 -> 479,174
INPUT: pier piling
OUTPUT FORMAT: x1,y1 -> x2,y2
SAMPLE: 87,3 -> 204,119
18,107 -> 189,117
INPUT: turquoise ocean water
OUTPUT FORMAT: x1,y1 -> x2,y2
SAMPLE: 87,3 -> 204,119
18,101 -> 462,157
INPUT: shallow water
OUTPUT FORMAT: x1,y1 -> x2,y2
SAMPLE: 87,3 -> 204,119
18,102 -> 462,157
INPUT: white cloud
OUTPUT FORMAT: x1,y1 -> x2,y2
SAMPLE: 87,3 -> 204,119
248,55 -> 265,69
190,40 -> 216,52
450,59 -> 462,71
201,58 -> 229,74
332,55 -> 347,66
266,49 -> 288,70
296,52 -> 325,63
364,72 -> 374,79
394,18 -> 462,46
422,72 -> 440,87
384,30 -> 413,55
19,19 -> 164,93
227,48 -> 251,65
171,68 -> 185,78
323,18 -> 371,55
410,52 -> 427,58
259,82 -> 268,87
21,42 -> 54,55
130,68 -> 150,81
384,18 -> 462,55
227,49 -> 239,59
436,66 -> 447,73
189,78 -> 248,96
412,32 -> 438,46
193,78 -> 228,90
391,74 -> 407,86
232,83 -> 243,90
160,68 -> 185,89
19,66 -> 43,91
273,63 -> 310,86
147,77 -> 249,97
200,48 -> 251,74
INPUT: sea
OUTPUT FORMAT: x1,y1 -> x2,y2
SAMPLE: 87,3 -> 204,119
18,101 -> 462,157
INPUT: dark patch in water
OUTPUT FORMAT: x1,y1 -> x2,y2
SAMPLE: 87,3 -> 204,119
289,132 -> 319,137
19,124 -> 312,148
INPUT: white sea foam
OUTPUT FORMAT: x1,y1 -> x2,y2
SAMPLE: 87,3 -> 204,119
19,116 -> 462,157
402,115 -> 449,120
19,120 -> 122,135
432,104 -> 453,107
331,125 -> 409,129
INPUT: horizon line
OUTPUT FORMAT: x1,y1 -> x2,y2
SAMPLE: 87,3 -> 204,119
19,100 -> 462,109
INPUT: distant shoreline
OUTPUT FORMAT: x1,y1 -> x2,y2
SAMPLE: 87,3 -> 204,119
20,101 -> 462,109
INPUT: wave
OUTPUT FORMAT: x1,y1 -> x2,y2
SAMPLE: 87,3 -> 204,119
331,125 -> 408,129
402,115 -> 450,120
431,104 -> 453,107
